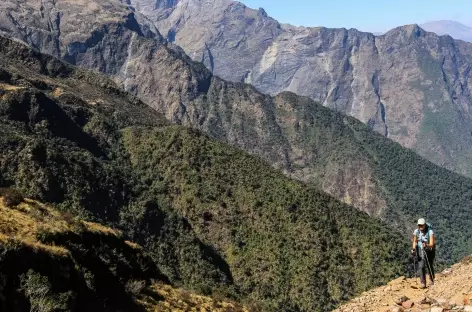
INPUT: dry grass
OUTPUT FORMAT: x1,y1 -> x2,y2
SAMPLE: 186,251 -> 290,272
0,196 -> 125,257
0,83 -> 25,100
0,83 -> 24,91
138,283 -> 249,312
0,197 -> 72,255
0,197 -> 249,310
0,233 -> 70,256
125,240 -> 141,250
87,99 -> 105,106
51,87 -> 65,98
83,220 -> 122,237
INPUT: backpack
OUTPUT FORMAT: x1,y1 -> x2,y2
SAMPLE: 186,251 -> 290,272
416,223 -> 434,247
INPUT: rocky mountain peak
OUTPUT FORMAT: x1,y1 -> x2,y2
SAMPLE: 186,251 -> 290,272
384,23 -> 427,39
257,7 -> 268,17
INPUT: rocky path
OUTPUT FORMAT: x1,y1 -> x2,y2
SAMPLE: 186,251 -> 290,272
333,256 -> 472,312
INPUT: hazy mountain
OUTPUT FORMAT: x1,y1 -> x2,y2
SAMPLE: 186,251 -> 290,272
421,20 -> 472,42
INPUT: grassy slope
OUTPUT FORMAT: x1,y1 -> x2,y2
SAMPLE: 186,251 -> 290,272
0,194 -> 163,311
0,195 -> 248,312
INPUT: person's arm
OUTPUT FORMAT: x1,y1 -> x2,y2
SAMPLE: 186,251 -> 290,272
428,232 -> 435,248
411,234 -> 417,252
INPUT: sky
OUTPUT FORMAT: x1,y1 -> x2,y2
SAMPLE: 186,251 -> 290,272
239,0 -> 472,33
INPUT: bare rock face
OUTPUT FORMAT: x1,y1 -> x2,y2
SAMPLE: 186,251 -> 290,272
0,0 -> 385,216
133,0 -> 472,178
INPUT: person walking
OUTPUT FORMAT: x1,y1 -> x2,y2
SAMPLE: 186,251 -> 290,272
411,218 -> 435,288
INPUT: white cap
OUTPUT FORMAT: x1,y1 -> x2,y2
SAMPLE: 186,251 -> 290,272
417,218 -> 426,225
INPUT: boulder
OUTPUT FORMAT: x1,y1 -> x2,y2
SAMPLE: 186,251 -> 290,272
401,300 -> 414,309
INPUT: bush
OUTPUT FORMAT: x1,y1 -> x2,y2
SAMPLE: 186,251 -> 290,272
0,188 -> 24,207
125,279 -> 146,296
35,226 -> 56,244
20,269 -> 70,312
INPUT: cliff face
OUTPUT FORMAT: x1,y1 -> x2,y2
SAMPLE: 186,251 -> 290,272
0,0 -> 381,214
131,0 -> 472,178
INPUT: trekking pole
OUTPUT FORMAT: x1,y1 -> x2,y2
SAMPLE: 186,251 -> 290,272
422,247 -> 434,284
413,253 -> 417,280
409,248 -> 419,288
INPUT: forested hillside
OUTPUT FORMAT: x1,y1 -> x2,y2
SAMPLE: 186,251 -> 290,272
0,35 -> 408,311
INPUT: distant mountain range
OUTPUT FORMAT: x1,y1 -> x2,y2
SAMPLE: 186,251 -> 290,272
374,21 -> 472,43
420,20 -> 472,42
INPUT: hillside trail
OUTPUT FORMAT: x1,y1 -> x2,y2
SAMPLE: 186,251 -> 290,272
333,256 -> 472,312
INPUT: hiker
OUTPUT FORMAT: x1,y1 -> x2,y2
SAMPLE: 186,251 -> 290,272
411,218 -> 435,288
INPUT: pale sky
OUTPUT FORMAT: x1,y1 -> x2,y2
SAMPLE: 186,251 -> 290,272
239,0 -> 472,33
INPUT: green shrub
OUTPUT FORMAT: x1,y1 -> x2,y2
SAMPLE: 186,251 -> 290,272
125,279 -> 146,296
20,269 -> 71,312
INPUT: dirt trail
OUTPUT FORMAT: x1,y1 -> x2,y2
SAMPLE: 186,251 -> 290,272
333,256 -> 472,311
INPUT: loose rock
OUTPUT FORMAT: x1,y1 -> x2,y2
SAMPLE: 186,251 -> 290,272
401,300 -> 414,309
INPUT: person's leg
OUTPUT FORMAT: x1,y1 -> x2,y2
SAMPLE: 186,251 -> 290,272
417,253 -> 426,287
422,248 -> 435,285
427,248 -> 436,282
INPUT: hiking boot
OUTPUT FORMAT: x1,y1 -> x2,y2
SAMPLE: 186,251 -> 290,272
420,283 -> 426,289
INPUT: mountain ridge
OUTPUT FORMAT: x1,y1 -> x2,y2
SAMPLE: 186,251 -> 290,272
1,0 -> 472,265
132,0 -> 472,180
